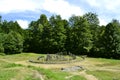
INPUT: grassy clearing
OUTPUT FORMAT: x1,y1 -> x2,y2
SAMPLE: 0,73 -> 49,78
0,53 -> 43,62
2,63 -> 23,68
88,58 -> 120,66
28,65 -> 86,80
28,65 -> 70,80
0,53 -> 120,80
0,53 -> 85,80
0,60 -> 23,69
86,70 -> 120,80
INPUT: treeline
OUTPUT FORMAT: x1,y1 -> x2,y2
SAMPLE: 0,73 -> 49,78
0,12 -> 120,59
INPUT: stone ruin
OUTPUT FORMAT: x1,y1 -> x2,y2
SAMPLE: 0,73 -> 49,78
29,52 -> 86,64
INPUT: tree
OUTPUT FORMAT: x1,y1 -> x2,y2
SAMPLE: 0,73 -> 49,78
40,15 -> 53,53
23,29 -> 32,52
1,21 -> 23,35
83,12 -> 99,25
0,33 -> 6,53
4,31 -> 24,54
83,12 -> 100,54
63,20 -> 71,53
49,15 -> 66,53
0,16 -> 1,22
102,20 -> 120,58
38,14 -> 48,27
69,16 -> 92,55
28,21 -> 43,53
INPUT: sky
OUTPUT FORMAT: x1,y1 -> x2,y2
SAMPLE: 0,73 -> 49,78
0,0 -> 120,29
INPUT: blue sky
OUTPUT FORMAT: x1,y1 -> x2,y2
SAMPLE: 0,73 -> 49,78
0,0 -> 120,29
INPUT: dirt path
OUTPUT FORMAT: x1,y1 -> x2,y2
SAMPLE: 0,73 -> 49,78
65,70 -> 98,80
32,70 -> 44,80
79,70 -> 98,80
14,60 -> 83,69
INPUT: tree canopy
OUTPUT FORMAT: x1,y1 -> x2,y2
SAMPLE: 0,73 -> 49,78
0,12 -> 120,59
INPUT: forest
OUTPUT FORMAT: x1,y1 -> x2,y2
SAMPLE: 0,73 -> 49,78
0,12 -> 120,59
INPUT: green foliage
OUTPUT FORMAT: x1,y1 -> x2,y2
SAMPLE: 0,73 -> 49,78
0,33 -> 6,53
102,20 -> 120,58
83,12 -> 100,56
1,21 -> 23,34
28,22 -> 44,52
40,14 -> 53,53
4,31 -> 24,54
69,16 -> 92,54
1,13 -> 120,59
83,12 -> 99,25
49,15 -> 66,53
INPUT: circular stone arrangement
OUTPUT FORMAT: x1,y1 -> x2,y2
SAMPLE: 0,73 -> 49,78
29,52 -> 86,64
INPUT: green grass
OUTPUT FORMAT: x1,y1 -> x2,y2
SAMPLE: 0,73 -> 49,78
70,75 -> 87,80
29,65 -> 70,80
0,53 -> 120,80
0,53 -> 5,56
0,53 -> 43,62
24,75 -> 40,80
89,58 -> 120,66
2,63 -> 23,68
0,60 -> 23,68
0,69 -> 18,80
87,70 -> 120,80
27,65 -> 87,80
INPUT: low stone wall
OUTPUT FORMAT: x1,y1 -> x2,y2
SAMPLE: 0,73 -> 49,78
29,53 -> 86,64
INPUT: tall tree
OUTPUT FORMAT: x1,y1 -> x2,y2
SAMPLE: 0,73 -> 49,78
63,20 -> 71,53
102,20 -> 120,58
0,33 -> 6,53
4,31 -> 24,54
1,21 -> 23,34
83,12 -> 100,54
39,14 -> 53,53
28,21 -> 43,53
49,15 -> 66,53
69,16 -> 92,55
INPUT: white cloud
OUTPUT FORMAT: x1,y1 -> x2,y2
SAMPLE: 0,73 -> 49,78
99,18 -> 107,26
85,0 -> 120,25
103,0 -> 120,11
0,0 -> 83,19
42,0 -> 83,19
0,0 -> 43,13
86,0 -> 100,7
17,20 -> 29,29
1,0 -> 119,27
0,0 -> 84,29
86,0 -> 120,11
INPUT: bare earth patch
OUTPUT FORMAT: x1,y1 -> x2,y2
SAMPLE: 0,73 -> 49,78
79,70 -> 98,80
